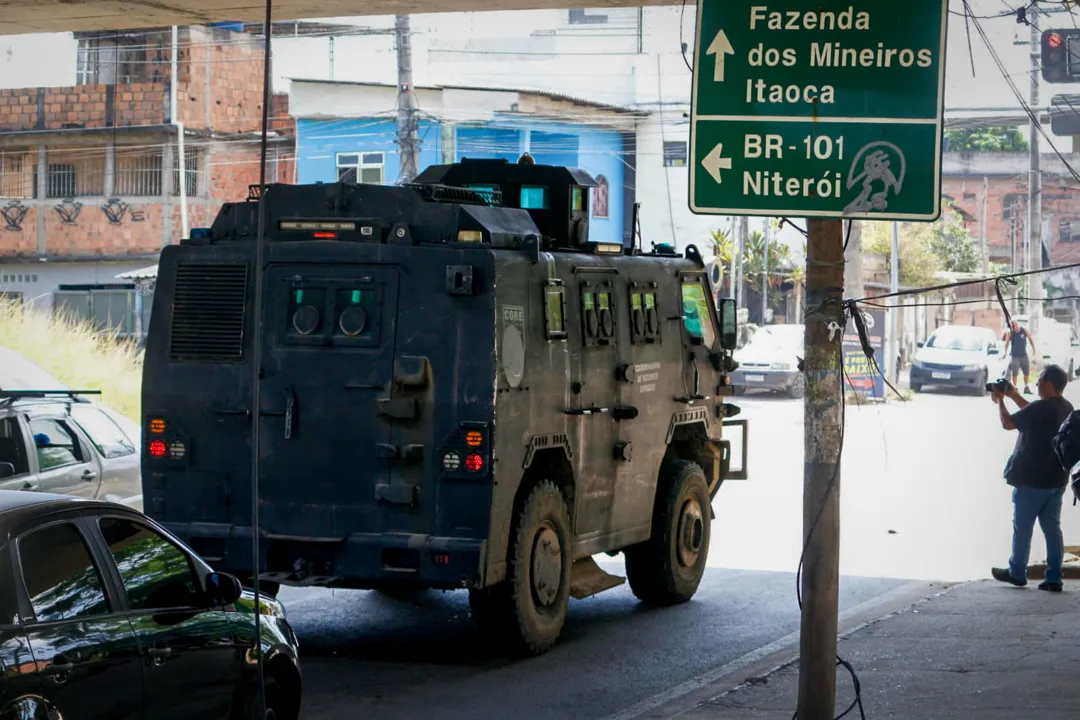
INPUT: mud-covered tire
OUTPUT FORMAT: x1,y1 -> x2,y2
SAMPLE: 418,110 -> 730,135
625,460 -> 711,606
494,479 -> 574,655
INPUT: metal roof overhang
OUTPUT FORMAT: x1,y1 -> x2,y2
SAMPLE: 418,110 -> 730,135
2,1 -> 676,34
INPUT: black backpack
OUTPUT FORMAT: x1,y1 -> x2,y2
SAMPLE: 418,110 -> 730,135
1052,410 -> 1080,502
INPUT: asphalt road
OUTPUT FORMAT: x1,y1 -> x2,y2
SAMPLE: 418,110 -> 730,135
284,569 -> 905,720
279,381 -> 1069,719
276,381 -> 1080,719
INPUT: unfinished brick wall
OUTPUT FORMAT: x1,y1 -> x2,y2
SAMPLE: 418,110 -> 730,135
0,83 -> 167,131
0,26 -> 274,134
944,175 -> 1080,265
178,27 -> 268,134
0,89 -> 43,131
0,208 -> 38,255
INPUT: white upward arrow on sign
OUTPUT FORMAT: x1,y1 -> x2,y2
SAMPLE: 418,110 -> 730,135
706,29 -> 735,82
702,144 -> 732,183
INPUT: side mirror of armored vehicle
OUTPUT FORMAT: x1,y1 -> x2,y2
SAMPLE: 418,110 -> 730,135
718,298 -> 738,351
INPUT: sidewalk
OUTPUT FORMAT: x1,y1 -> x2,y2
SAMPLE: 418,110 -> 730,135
670,580 -> 1079,720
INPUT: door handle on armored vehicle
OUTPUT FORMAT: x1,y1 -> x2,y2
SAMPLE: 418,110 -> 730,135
214,408 -> 251,419
377,397 -> 418,420
345,382 -> 383,391
564,406 -> 611,416
283,388 -> 295,439
81,470 -> 97,482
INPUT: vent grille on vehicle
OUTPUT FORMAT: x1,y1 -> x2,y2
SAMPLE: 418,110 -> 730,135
169,264 -> 249,362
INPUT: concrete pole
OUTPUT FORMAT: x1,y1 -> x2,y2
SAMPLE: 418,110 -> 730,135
1029,15 -> 1042,336
891,221 -> 901,382
395,15 -> 419,183
981,177 -> 989,274
737,216 -> 749,308
762,219 -> 770,324
797,218 -> 844,720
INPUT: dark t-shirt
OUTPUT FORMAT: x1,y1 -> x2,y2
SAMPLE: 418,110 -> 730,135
1007,328 -> 1029,357
1005,395 -> 1075,489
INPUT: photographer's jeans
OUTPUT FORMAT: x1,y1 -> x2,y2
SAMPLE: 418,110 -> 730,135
1009,486 -> 1067,583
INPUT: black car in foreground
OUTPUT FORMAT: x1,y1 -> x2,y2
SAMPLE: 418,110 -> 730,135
0,491 -> 301,720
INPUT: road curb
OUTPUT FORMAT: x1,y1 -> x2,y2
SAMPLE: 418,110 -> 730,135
601,579 -> 964,720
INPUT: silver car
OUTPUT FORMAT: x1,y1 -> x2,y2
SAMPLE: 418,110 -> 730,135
0,350 -> 142,508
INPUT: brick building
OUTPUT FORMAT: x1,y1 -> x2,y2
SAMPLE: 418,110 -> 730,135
0,24 -> 293,338
942,151 -> 1080,266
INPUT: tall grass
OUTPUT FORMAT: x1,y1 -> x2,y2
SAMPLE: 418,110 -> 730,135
0,300 -> 142,422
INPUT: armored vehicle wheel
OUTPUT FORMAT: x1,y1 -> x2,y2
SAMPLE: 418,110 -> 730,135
500,479 -> 573,655
625,460 -> 710,606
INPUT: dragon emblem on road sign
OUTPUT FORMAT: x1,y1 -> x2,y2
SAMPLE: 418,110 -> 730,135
843,141 -> 906,215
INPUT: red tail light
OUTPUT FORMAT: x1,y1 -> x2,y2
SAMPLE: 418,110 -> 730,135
149,440 -> 167,457
313,232 -> 337,239
465,453 -> 484,472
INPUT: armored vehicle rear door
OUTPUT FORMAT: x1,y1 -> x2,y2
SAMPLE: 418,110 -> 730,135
257,264 -> 402,537
571,272 -> 621,540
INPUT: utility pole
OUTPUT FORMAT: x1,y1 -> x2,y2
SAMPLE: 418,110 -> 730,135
890,221 -> 901,383
762,219 -> 770,324
981,177 -> 989,274
1028,12 -> 1042,335
797,218 -> 845,720
395,14 -> 419,183
737,216 -> 749,308
329,35 -> 335,80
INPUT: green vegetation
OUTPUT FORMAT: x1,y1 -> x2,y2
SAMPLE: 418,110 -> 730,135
863,200 -> 981,287
944,126 -> 1028,153
0,300 -> 142,422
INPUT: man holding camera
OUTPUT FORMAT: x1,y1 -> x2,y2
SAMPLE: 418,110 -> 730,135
1002,320 -> 1038,395
991,364 -> 1073,592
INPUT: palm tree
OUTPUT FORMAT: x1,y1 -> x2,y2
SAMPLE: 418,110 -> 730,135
787,264 -> 806,321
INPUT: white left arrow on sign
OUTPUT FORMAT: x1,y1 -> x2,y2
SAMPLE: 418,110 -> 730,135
702,144 -> 732,184
706,30 -> 734,82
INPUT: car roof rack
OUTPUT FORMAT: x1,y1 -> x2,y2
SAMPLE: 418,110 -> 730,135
0,389 -> 101,409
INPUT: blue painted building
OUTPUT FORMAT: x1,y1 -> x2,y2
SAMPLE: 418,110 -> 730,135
293,82 -> 635,246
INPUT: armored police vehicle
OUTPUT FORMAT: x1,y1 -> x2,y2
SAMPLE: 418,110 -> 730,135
140,156 -> 748,655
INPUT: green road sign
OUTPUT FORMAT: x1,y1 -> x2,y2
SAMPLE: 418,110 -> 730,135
689,0 -> 948,220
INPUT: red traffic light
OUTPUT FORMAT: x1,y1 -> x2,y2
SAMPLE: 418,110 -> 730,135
1050,32 -> 1064,49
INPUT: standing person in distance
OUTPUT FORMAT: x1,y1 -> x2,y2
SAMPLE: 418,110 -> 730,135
1002,320 -> 1038,395
991,364 -> 1073,592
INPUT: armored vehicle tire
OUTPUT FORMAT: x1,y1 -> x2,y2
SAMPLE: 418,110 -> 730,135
625,460 -> 710,606
472,480 -> 573,655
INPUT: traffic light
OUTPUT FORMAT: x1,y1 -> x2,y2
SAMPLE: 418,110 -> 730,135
1042,29 -> 1080,83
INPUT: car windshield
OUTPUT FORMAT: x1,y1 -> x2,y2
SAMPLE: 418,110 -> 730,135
926,328 -> 985,352
749,326 -> 803,350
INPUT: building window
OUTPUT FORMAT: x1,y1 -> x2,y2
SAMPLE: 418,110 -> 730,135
0,149 -> 35,199
593,175 -> 609,218
76,35 -> 167,86
664,141 -> 688,168
53,286 -> 142,338
114,146 -> 163,197
43,149 -> 105,198
336,153 -> 384,185
1059,217 -> 1080,243
569,9 -> 608,24
172,146 -> 204,197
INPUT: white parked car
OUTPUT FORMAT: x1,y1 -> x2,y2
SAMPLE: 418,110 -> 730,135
729,324 -> 805,398
909,324 -> 1004,395
1034,319 -> 1080,378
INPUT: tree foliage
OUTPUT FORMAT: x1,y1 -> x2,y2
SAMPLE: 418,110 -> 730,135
863,200 -> 981,287
944,126 -> 1027,152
